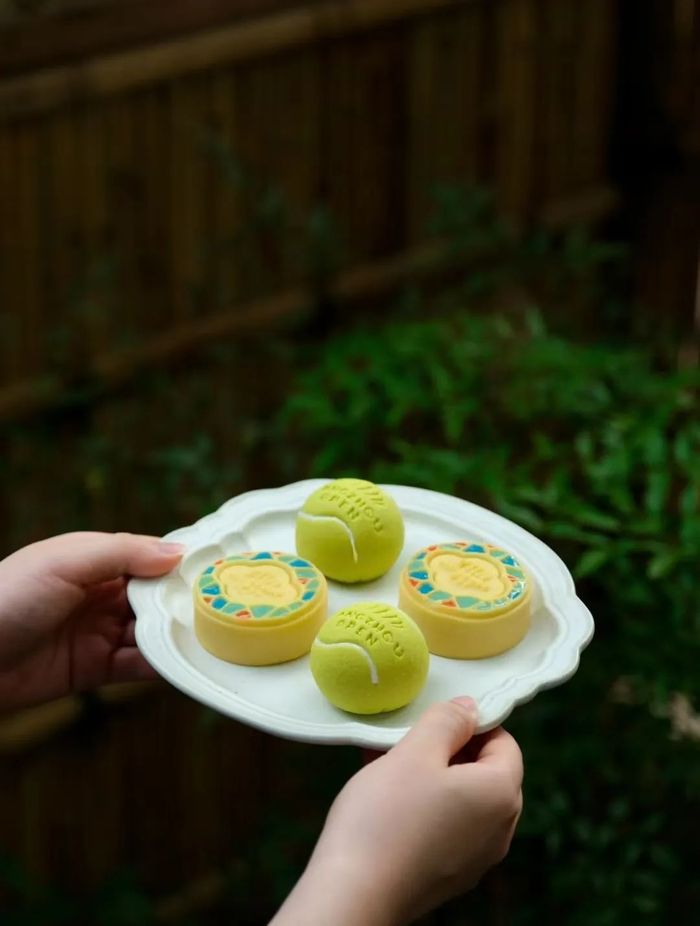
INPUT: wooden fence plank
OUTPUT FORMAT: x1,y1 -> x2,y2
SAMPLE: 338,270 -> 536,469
169,77 -> 208,324
0,0 -> 470,121
0,0 -> 329,75
102,95 -> 138,348
0,128 -> 20,385
570,0 -> 616,190
207,68 -> 242,311
407,4 -> 483,240
0,131 -> 8,382
321,30 -> 407,267
77,102 -> 111,357
536,0 -> 577,204
496,0 -> 537,217
14,124 -> 45,379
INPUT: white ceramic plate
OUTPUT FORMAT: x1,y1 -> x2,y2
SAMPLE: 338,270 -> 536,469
128,480 -> 594,749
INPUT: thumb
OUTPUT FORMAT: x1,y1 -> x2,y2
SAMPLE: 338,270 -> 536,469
23,531 -> 186,586
394,696 -> 479,765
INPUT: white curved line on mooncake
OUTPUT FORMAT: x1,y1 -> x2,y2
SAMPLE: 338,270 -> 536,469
297,511 -> 359,562
313,639 -> 379,684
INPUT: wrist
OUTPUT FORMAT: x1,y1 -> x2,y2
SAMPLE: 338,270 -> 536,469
270,852 -> 404,926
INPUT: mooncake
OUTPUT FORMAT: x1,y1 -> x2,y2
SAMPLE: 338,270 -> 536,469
398,542 -> 531,658
194,551 -> 327,666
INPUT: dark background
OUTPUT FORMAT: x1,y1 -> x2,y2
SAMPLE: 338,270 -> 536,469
0,1 -> 698,923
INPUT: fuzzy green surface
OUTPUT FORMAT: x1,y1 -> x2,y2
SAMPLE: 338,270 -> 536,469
296,478 -> 404,582
309,602 -> 429,714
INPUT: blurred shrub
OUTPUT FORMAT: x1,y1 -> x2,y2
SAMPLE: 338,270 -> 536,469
277,309 -> 700,923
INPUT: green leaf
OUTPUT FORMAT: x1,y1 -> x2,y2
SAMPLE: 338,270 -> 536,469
575,548 -> 611,578
525,306 -> 547,337
497,502 -> 544,531
547,523 -> 608,545
647,549 -> 681,580
644,470 -> 671,516
679,483 -> 698,518
569,504 -> 621,532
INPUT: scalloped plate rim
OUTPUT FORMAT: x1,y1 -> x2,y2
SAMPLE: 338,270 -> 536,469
128,480 -> 594,748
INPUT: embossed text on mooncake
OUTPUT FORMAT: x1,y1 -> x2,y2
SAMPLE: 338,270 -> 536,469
219,563 -> 298,606
318,484 -> 387,532
430,554 -> 509,599
335,605 -> 406,657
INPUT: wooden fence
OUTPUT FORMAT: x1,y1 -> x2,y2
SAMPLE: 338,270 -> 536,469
0,0 -> 696,919
0,0 -> 619,420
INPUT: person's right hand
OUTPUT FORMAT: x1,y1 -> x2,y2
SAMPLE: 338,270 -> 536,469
272,697 -> 523,925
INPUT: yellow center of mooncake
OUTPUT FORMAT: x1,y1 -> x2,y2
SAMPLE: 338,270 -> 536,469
218,563 -> 299,606
429,553 -> 510,600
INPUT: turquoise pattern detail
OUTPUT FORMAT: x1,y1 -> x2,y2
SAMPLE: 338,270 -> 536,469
405,542 -> 527,614
196,551 -> 324,622
251,605 -> 274,618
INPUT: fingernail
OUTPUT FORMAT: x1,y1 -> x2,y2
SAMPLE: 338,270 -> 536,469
451,696 -> 478,718
157,541 -> 186,555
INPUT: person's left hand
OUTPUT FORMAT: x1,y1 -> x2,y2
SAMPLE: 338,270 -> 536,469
0,532 -> 184,711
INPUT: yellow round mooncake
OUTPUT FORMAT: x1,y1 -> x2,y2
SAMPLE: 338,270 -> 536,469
398,542 -> 531,659
193,552 -> 327,666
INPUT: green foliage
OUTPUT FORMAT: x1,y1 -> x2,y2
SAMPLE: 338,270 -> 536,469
277,309 -> 700,923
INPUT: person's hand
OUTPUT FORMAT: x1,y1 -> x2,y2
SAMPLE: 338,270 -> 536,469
0,532 -> 184,711
272,697 -> 522,926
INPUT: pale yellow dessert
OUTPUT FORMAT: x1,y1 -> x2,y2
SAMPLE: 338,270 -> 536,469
398,542 -> 531,658
194,551 -> 327,666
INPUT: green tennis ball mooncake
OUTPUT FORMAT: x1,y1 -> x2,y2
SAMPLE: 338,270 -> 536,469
296,479 -> 404,583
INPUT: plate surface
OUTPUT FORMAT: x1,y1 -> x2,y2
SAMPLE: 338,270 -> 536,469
128,480 -> 594,749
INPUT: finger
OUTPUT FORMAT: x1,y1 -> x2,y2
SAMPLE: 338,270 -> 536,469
394,696 -> 479,765
29,532 -> 185,586
449,731 -> 491,766
85,577 -> 127,602
473,727 -> 524,788
122,619 -> 137,648
109,647 -> 160,683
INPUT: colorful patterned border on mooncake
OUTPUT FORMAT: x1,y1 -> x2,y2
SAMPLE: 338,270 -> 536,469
196,552 -> 323,621
405,542 -> 528,613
